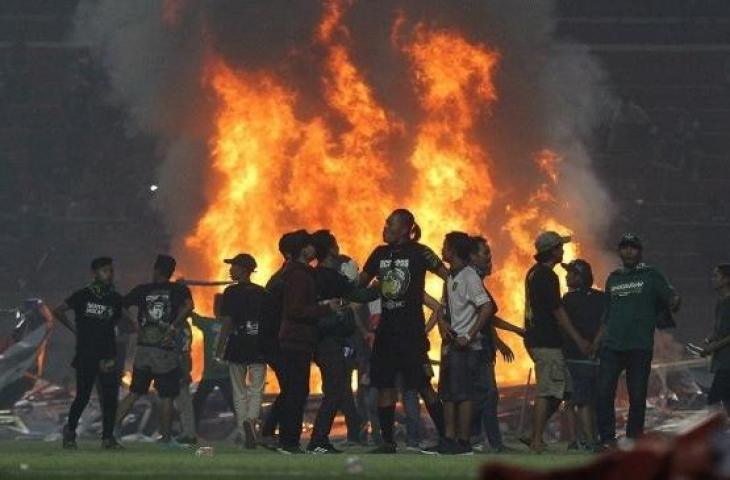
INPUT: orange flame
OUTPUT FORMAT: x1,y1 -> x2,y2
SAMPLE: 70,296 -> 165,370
535,148 -> 562,184
182,3 -> 583,388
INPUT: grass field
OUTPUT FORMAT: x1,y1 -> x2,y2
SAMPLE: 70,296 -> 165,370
0,441 -> 592,480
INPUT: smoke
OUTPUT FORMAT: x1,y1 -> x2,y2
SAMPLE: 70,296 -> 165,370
73,0 -> 615,274
72,0 -> 211,251
343,0 -> 616,265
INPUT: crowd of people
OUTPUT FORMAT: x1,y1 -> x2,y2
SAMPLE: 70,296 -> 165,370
51,208 -> 730,455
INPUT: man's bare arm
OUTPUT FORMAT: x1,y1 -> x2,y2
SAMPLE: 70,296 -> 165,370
555,306 -> 591,355
494,332 -> 515,363
423,292 -> 440,312
122,308 -> 139,334
52,303 -> 75,334
703,335 -> 730,356
434,264 -> 449,281
215,315 -> 233,360
592,324 -> 606,352
469,302 -> 496,340
172,298 -> 194,329
358,271 -> 375,288
425,300 -> 446,334
493,316 -> 525,337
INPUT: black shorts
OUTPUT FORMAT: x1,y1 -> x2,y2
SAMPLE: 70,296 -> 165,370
130,367 -> 181,399
709,369 -> 730,404
438,348 -> 489,402
566,361 -> 598,407
370,337 -> 431,391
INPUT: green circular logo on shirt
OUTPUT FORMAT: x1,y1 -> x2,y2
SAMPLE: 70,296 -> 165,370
381,267 -> 411,300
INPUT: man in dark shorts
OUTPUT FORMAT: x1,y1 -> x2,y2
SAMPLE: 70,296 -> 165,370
428,235 -> 522,453
54,257 -> 124,449
524,232 -> 592,453
561,259 -> 606,450
699,264 -> 730,415
436,232 -> 495,455
116,255 -> 194,444
361,209 -> 449,454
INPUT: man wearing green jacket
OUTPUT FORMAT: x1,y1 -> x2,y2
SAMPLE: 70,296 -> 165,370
595,233 -> 680,448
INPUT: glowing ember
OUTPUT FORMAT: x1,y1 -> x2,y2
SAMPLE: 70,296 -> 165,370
181,1 -> 583,388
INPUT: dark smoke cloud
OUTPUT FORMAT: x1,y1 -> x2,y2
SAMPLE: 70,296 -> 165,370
73,0 -> 614,269
73,0 -> 213,245
204,0 -> 322,69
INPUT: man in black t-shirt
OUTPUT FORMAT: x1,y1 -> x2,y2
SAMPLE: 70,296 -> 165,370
561,259 -> 606,449
214,253 -> 270,449
308,230 -> 378,454
53,257 -> 124,450
116,255 -> 194,444
361,209 -> 449,454
524,232 -> 592,453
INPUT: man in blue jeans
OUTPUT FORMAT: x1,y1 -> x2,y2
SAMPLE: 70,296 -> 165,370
469,236 -> 524,453
400,383 -> 424,450
594,234 -> 680,449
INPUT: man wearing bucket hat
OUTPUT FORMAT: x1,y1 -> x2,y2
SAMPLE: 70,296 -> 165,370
595,233 -> 680,449
524,231 -> 593,453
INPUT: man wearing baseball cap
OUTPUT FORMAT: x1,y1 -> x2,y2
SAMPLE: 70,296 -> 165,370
524,231 -> 592,453
215,252 -> 270,449
595,233 -> 680,449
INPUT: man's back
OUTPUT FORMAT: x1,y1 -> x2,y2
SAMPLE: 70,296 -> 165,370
221,282 -> 269,364
279,262 -> 330,353
124,281 -> 192,351
524,263 -> 563,349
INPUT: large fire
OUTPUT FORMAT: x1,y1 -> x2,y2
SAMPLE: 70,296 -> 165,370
182,0 -> 580,388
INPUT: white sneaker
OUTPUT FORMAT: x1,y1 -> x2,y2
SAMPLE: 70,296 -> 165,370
307,446 -> 329,455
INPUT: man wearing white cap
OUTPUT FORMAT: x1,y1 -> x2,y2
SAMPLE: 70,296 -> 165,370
524,232 -> 592,453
